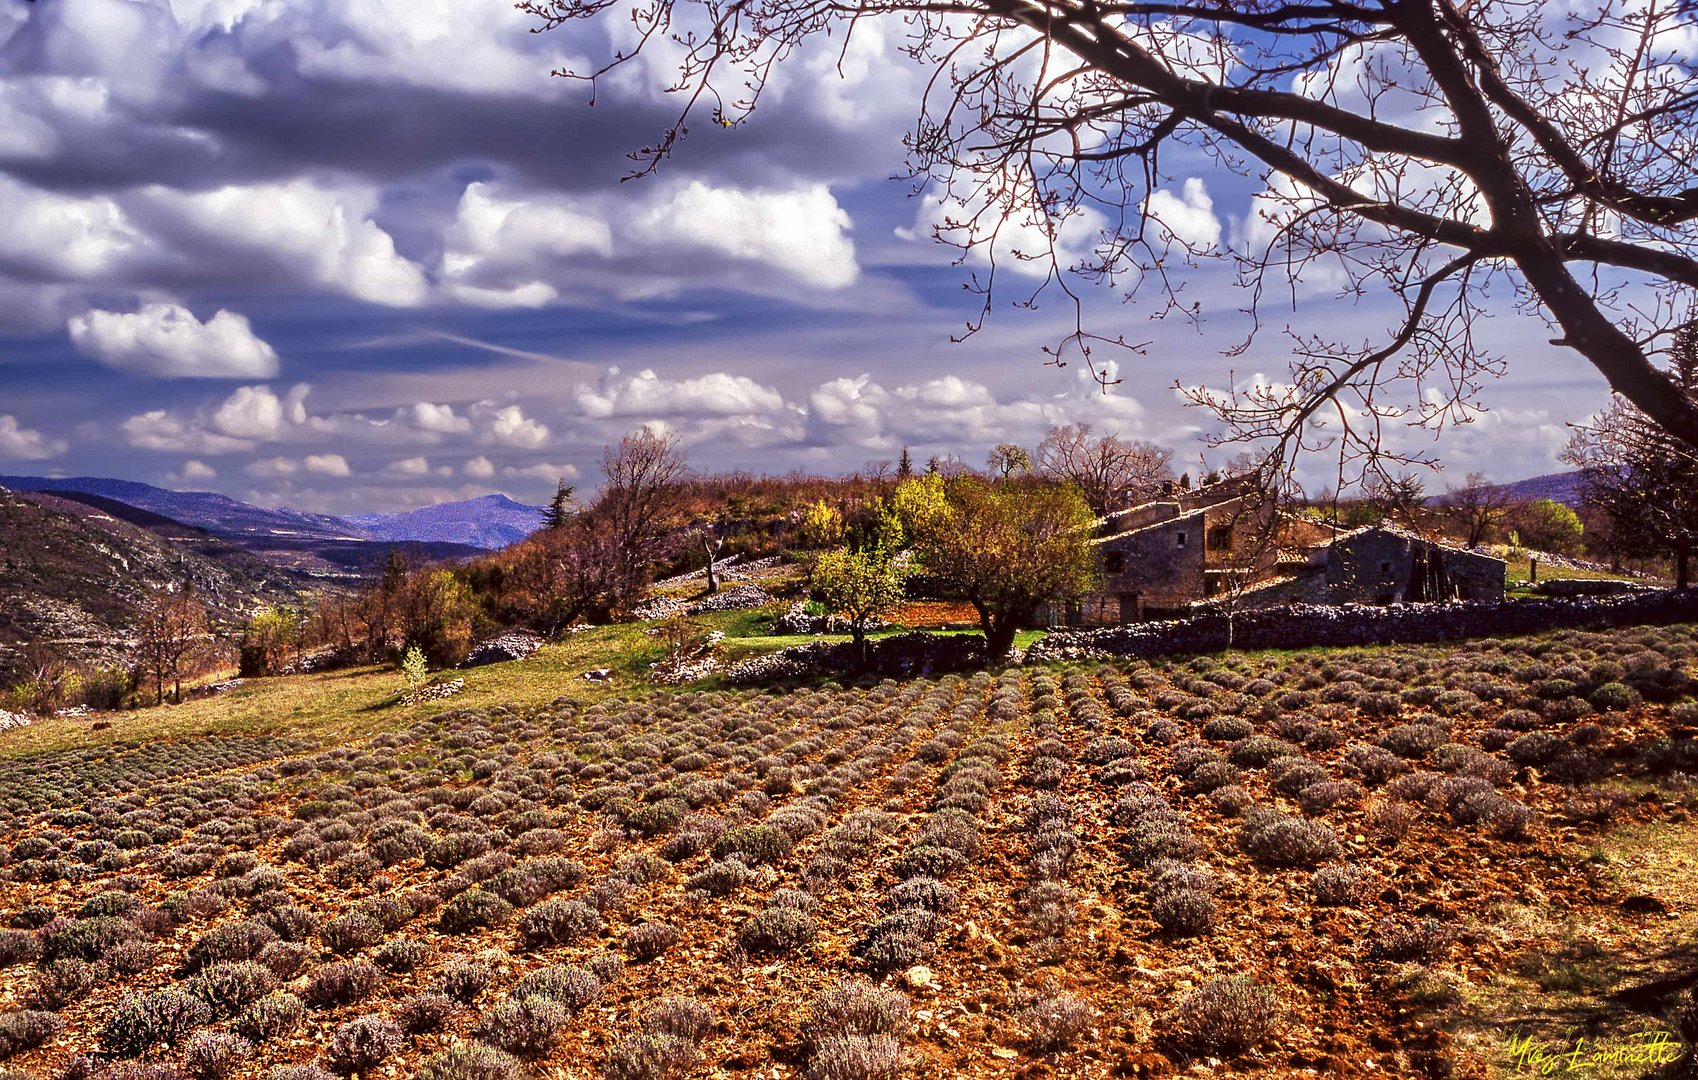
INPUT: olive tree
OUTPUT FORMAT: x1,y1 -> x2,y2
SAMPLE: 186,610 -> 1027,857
527,0 -> 1698,480
894,475 -> 1098,660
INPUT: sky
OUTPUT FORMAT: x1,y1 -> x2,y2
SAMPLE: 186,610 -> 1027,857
0,0 -> 1615,513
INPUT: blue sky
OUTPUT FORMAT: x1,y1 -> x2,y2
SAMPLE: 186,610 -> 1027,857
0,0 -> 1611,512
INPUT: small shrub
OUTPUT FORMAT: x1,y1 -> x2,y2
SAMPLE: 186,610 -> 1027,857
1020,993 -> 1093,1054
1239,811 -> 1341,868
1506,732 -> 1566,766
1589,682 -> 1641,712
188,962 -> 278,1017
625,922 -> 680,961
44,916 -> 143,962
1202,717 -> 1255,742
518,897 -> 602,948
1227,737 -> 1296,768
1151,889 -> 1216,939
685,860 -> 759,897
1368,917 -> 1455,961
604,1031 -> 698,1080
256,941 -> 312,980
887,845 -> 968,880
373,938 -> 431,973
0,931 -> 41,969
711,824 -> 794,866
232,992 -> 305,1043
397,992 -> 458,1034
510,965 -> 604,1011
181,1032 -> 251,1080
417,1045 -> 523,1080
1209,785 -> 1255,817
475,998 -> 569,1058
1310,865 -> 1366,907
738,908 -> 817,956
1269,758 -> 1329,797
29,957 -> 100,1010
101,989 -> 213,1057
186,921 -> 277,970
303,960 -> 384,1009
805,981 -> 910,1043
806,1035 -> 904,1080
440,959 -> 495,1004
1378,724 -> 1447,760
321,914 -> 384,956
1170,977 -> 1281,1057
1297,780 -> 1363,815
0,1010 -> 62,1058
325,1016 -> 404,1075
439,890 -> 513,934
885,878 -> 959,914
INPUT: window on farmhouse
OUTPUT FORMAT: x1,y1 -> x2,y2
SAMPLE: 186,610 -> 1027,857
1176,531 -> 1187,549
1207,525 -> 1233,552
1104,551 -> 1125,574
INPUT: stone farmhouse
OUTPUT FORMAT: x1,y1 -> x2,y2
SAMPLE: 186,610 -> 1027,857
1042,479 -> 1507,628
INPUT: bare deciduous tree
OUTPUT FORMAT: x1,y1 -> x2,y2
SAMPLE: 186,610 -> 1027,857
1565,319 -> 1698,586
598,429 -> 689,566
137,590 -> 208,705
1444,471 -> 1511,548
1035,423 -> 1174,514
526,0 -> 1698,480
987,443 -> 1033,480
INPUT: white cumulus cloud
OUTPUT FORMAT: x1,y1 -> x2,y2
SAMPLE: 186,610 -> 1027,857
67,302 -> 280,379
304,453 -> 351,477
0,414 -> 67,460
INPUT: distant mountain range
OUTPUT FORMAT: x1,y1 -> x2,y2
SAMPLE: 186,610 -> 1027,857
347,494 -> 544,549
0,476 -> 543,551
1479,471 -> 1585,508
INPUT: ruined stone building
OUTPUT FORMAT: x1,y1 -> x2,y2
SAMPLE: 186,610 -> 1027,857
1044,476 -> 1333,627
1289,524 -> 1507,605
1042,483 -> 1507,628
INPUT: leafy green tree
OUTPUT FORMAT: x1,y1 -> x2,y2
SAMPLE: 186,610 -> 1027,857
239,605 -> 303,678
797,500 -> 844,550
809,510 -> 908,662
895,475 -> 1098,660
1509,498 -> 1585,557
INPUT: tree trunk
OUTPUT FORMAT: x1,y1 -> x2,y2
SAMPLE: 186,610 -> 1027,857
1678,545 -> 1691,590
702,536 -> 721,595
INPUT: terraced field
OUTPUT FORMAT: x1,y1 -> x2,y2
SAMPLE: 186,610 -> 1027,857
2,624 -> 1696,1080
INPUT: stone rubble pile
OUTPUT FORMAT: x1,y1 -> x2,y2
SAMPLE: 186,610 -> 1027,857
460,630 -> 545,668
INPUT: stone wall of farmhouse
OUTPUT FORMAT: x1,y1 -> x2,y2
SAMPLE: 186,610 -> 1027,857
1326,531 -> 1505,603
1026,589 -> 1698,663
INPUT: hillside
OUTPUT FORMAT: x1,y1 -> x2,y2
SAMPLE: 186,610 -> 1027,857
0,475 -> 357,542
0,620 -> 1693,1079
0,487 -> 300,677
